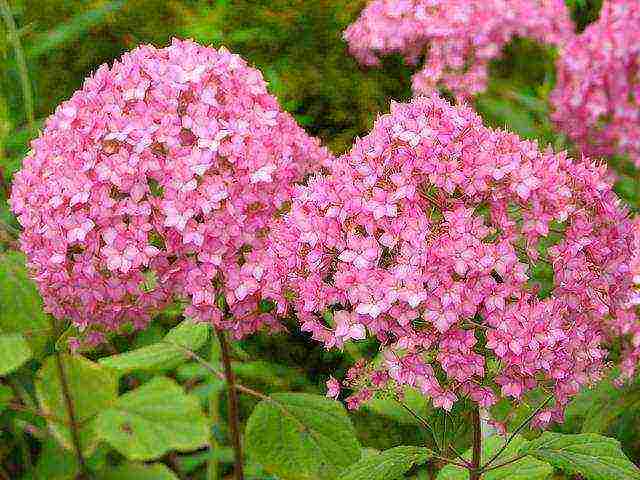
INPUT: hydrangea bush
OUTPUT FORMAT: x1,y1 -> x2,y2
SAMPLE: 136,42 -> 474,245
551,0 -> 640,167
343,0 -> 574,101
4,23 -> 640,479
9,38 -> 333,341
264,95 -> 639,426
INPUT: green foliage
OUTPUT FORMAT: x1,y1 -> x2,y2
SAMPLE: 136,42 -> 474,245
339,446 -> 432,480
245,393 -> 362,480
520,432 -> 640,480
35,354 -> 119,456
0,333 -> 31,375
1,1 -> 640,479
95,377 -> 209,460
96,462 -> 180,480
437,435 -> 553,480
0,251 -> 50,356
98,320 -> 210,373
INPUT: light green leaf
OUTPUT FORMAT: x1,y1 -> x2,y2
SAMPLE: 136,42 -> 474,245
437,435 -> 552,480
519,432 -> 640,480
364,387 -> 428,426
0,332 -> 32,375
0,251 -> 50,356
95,377 -> 209,460
35,354 -> 118,456
0,384 -> 13,414
340,446 -> 432,480
98,320 -> 209,373
96,462 -> 179,480
245,393 -> 361,480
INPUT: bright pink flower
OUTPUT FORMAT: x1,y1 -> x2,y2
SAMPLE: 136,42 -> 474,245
10,38 -> 333,338
265,95 -> 637,421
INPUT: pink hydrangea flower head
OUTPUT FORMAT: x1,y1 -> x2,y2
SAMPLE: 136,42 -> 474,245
266,95 -> 637,423
551,0 -> 640,167
344,0 -> 574,101
10,38 -> 333,338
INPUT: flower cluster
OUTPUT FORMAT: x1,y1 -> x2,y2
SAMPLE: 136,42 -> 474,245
620,218 -> 640,382
265,95 -> 637,424
551,0 -> 640,167
343,0 -> 573,101
10,38 -> 332,339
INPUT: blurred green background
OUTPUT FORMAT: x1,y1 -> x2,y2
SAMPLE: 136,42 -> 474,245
1,1 -> 640,479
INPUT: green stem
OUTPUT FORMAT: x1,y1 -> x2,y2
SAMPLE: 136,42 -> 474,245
54,351 -> 89,476
470,407 -> 482,480
208,335 -> 222,480
479,395 -> 553,473
215,329 -> 244,480
0,0 -> 36,136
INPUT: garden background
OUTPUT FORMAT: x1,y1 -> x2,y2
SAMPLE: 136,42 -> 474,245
1,1 -> 640,479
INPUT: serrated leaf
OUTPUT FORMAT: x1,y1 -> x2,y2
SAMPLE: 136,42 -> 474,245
95,377 -> 208,460
519,432 -> 640,480
245,393 -> 361,480
35,354 -> 118,456
437,435 -> 552,480
96,462 -> 179,480
98,320 -> 209,373
340,446 -> 432,480
0,332 -> 32,375
0,251 -> 51,356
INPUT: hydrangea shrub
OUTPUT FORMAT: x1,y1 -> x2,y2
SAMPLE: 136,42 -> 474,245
264,95 -> 638,426
343,0 -> 574,101
9,38 -> 333,341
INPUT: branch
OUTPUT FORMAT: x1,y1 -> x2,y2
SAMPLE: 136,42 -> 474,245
470,407 -> 482,480
480,395 -> 553,472
215,329 -> 244,480
54,351 -> 89,475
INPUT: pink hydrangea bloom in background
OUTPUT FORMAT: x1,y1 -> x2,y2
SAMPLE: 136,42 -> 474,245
621,218 -> 640,382
551,0 -> 640,167
266,95 -> 638,424
343,0 -> 574,101
10,38 -> 333,339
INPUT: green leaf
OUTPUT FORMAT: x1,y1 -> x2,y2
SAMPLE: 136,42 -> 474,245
26,1 -> 126,59
95,377 -> 209,460
96,462 -> 179,480
98,320 -> 210,373
437,435 -> 552,480
35,354 -> 118,456
0,384 -> 13,414
364,387 -> 428,426
0,251 -> 51,356
339,446 -> 432,480
34,438 -> 80,480
519,432 -> 640,480
0,332 -> 32,375
245,393 -> 361,480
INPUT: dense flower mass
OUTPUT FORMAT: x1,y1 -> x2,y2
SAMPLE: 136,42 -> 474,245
265,95 -> 638,424
10,38 -> 332,339
551,0 -> 640,167
343,0 -> 574,101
